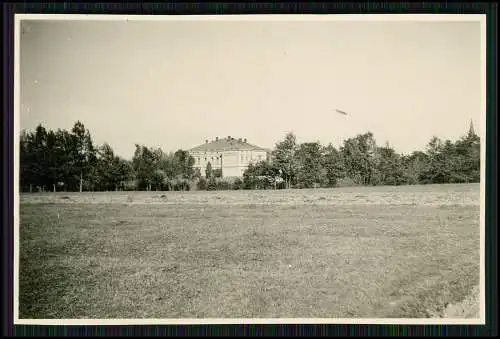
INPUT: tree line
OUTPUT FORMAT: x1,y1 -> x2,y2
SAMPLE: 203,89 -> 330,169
242,127 -> 480,190
19,121 -> 480,192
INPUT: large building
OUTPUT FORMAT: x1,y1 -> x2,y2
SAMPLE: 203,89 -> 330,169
188,136 -> 271,178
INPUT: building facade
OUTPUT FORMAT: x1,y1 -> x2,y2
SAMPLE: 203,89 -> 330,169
188,136 -> 271,178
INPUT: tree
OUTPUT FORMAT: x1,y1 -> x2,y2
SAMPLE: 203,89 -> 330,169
340,132 -> 378,185
321,144 -> 345,187
272,132 -> 298,189
58,129 -> 75,190
420,136 -> 450,184
132,144 -> 157,191
70,121 -> 96,192
401,151 -> 428,185
295,142 -> 325,188
205,161 -> 213,179
114,157 -> 134,190
242,161 -> 278,190
94,143 -> 133,191
373,143 -> 405,186
96,143 -> 115,190
261,161 -> 282,189
174,149 -> 195,180
151,169 -> 166,191
442,139 -> 464,183
32,124 -> 48,191
155,150 -> 195,191
45,130 -> 62,192
454,128 -> 480,183
19,129 -> 35,192
243,163 -> 260,189
158,152 -> 176,190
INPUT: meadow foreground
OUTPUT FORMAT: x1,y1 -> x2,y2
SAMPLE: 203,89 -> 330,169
19,184 -> 481,319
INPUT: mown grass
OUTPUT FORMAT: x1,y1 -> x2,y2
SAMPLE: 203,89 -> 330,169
19,190 -> 480,319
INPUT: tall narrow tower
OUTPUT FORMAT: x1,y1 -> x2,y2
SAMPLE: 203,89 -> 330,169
468,118 -> 476,137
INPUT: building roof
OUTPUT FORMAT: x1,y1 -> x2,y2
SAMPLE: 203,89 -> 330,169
188,137 -> 271,153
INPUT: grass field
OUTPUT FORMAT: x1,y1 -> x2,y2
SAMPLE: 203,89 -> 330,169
18,184 -> 481,319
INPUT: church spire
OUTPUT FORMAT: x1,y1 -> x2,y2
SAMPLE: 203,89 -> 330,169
468,118 -> 476,137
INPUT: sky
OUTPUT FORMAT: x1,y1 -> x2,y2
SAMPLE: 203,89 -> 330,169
19,16 -> 483,159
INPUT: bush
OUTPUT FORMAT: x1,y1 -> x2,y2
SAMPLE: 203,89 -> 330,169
207,178 -> 217,191
197,177 -> 207,190
216,180 -> 232,190
233,178 -> 243,190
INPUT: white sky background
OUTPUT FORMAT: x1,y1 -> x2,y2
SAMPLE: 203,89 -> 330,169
19,17 -> 482,159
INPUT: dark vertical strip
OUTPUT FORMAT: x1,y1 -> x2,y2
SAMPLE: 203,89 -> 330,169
3,3 -> 14,337
486,3 -> 498,334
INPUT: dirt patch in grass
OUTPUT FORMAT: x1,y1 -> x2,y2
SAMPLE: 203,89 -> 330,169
19,188 -> 480,319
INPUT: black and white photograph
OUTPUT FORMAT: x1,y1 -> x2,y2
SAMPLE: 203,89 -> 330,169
14,14 -> 486,324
